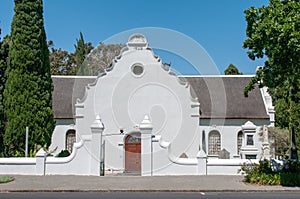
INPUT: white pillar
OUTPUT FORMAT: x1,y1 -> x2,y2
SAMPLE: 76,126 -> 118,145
139,115 -> 153,176
36,148 -> 47,175
197,149 -> 207,175
90,115 -> 104,176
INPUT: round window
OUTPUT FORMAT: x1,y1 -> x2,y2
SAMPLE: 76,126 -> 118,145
132,64 -> 144,76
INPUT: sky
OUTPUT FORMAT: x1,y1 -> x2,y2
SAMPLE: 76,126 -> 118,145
0,0 -> 269,75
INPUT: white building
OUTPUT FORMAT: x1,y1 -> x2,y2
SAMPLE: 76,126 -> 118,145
46,34 -> 274,176
0,34 -> 274,176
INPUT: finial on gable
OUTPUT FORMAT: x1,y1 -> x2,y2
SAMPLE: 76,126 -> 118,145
127,34 -> 148,48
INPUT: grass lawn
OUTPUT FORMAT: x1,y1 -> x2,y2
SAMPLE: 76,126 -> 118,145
0,176 -> 14,184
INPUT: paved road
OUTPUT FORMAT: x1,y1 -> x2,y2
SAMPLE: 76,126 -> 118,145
0,192 -> 300,199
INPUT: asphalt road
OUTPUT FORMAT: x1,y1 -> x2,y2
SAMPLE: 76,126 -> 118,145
0,192 -> 299,199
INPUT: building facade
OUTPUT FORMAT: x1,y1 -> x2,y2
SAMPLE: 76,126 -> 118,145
48,34 -> 274,176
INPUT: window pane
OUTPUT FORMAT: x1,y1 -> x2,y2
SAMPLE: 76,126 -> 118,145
246,135 -> 254,146
66,130 -> 76,153
245,155 -> 256,159
237,131 -> 243,153
208,131 -> 221,155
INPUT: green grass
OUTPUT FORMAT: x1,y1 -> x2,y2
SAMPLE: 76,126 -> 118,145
0,176 -> 14,184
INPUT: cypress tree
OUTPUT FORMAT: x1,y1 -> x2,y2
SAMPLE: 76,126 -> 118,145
0,33 -> 10,156
74,32 -> 93,75
4,0 -> 55,156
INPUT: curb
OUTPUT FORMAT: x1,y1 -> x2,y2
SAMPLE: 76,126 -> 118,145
1,189 -> 300,193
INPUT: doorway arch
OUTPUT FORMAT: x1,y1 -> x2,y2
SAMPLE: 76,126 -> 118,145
125,133 -> 141,173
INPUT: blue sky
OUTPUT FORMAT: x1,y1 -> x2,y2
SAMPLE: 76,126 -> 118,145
1,0 -> 269,75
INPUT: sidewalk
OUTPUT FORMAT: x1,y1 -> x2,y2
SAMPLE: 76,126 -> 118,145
0,175 -> 299,192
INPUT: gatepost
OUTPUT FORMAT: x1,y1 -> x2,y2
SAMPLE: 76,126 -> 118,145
197,149 -> 207,175
90,115 -> 104,176
36,148 -> 47,175
139,115 -> 153,176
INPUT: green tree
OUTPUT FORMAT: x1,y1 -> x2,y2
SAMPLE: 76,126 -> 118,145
82,43 -> 124,75
49,41 -> 76,75
268,127 -> 290,159
224,63 -> 243,75
74,32 -> 93,75
243,0 -> 300,159
0,32 -> 10,156
4,0 -> 55,156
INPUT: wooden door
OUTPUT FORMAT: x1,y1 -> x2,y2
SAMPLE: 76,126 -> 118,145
125,134 -> 141,173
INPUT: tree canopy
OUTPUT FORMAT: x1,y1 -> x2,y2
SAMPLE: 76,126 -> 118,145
0,32 -> 10,156
74,32 -> 93,75
4,0 -> 55,156
224,63 -> 243,75
243,0 -> 300,159
81,42 -> 124,75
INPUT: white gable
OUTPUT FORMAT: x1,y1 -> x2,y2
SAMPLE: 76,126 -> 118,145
75,34 -> 200,169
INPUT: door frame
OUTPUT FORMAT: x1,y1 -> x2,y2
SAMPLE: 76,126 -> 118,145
124,132 -> 141,173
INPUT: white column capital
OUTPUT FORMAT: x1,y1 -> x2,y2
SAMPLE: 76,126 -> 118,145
90,115 -> 104,131
139,115 -> 153,130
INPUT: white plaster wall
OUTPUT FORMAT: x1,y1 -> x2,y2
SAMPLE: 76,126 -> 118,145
200,119 -> 269,159
74,41 -> 200,172
206,159 -> 259,175
103,134 -> 125,171
49,119 -> 75,155
0,158 -> 36,175
152,140 -> 198,176
45,137 -> 92,175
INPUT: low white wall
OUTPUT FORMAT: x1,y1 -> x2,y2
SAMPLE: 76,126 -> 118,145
45,137 -> 92,175
0,157 -> 255,176
0,158 -> 36,175
0,135 -> 97,176
207,159 -> 258,175
0,137 -> 258,176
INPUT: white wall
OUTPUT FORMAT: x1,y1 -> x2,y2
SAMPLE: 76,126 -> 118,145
49,119 -> 75,155
74,35 -> 200,173
200,119 -> 270,159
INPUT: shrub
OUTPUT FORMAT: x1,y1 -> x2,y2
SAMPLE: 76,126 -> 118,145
241,159 -> 300,186
56,150 -> 70,157
280,160 -> 300,186
240,159 -> 281,185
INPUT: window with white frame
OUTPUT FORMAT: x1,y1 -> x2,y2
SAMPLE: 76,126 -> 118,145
208,131 -> 221,155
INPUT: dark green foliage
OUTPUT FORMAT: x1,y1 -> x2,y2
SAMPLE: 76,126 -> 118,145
74,32 -> 93,75
49,41 -> 76,75
224,64 -> 243,75
281,160 -> 300,186
4,0 -> 55,156
241,160 -> 280,185
0,33 -> 10,156
280,173 -> 300,186
56,149 -> 70,157
243,0 -> 300,158
241,159 -> 300,186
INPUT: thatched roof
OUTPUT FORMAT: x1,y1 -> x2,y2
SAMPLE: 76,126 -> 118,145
185,76 -> 269,119
52,75 -> 269,119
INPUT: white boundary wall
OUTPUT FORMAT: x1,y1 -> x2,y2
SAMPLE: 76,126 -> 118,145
0,139 -> 257,176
